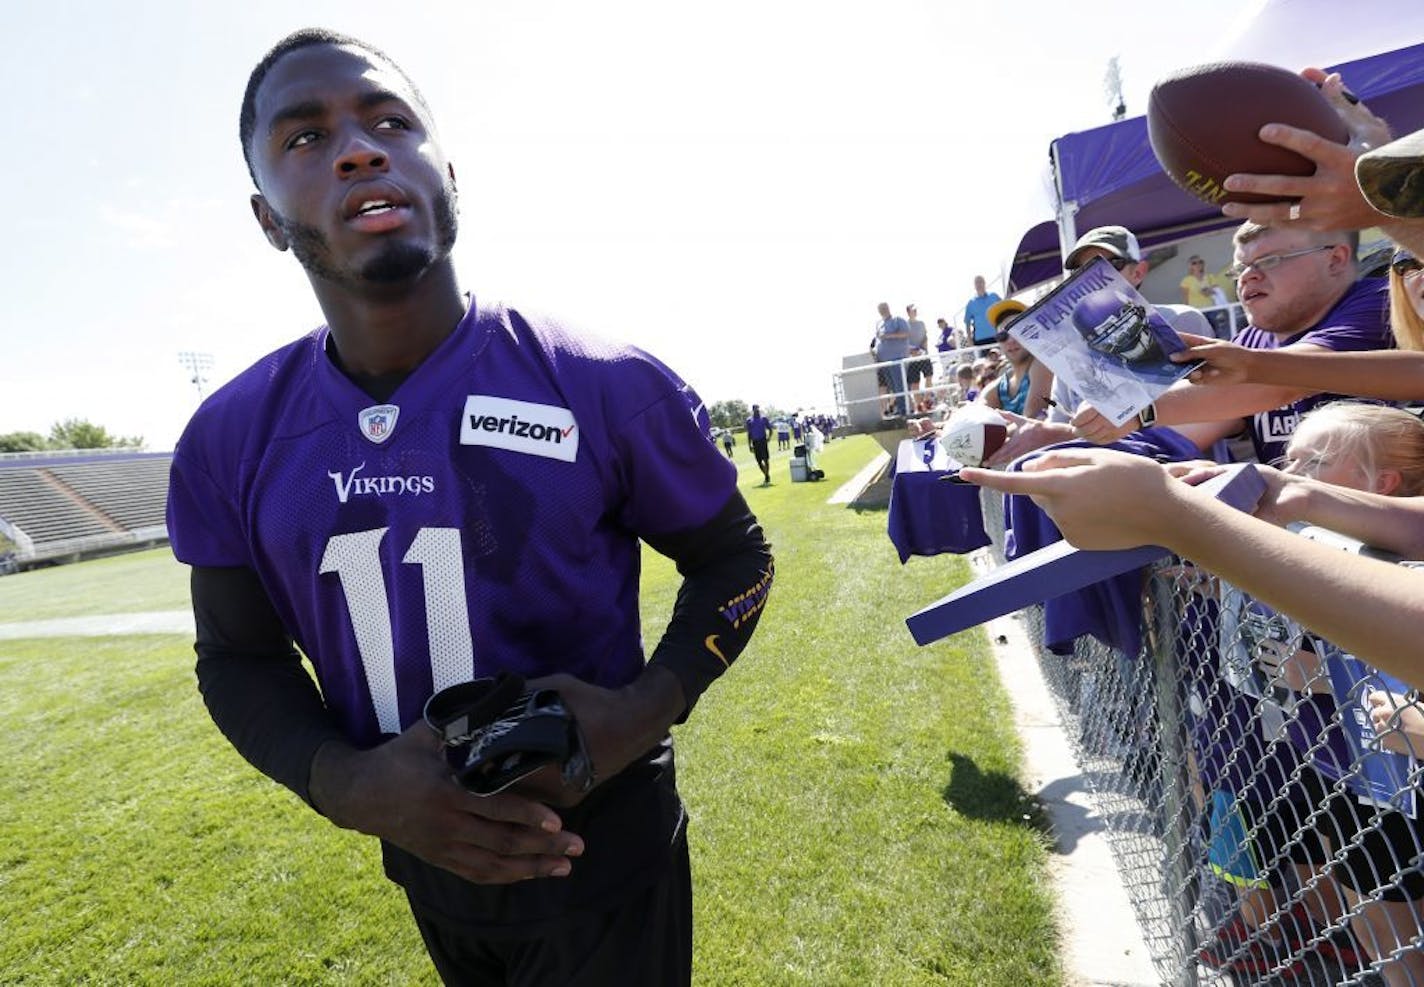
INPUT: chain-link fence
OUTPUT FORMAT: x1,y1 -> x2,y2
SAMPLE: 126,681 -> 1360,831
978,491 -> 1424,987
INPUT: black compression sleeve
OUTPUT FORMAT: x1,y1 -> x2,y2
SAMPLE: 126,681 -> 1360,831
640,490 -> 774,721
190,565 -> 346,809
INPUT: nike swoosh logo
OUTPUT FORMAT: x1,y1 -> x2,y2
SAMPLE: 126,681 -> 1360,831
704,634 -> 729,666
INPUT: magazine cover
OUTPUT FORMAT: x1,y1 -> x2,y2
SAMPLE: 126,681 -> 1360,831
1322,644 -> 1418,818
1007,256 -> 1201,426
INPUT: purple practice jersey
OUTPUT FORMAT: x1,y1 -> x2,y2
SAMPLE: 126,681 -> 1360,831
1233,278 -> 1391,466
168,299 -> 736,748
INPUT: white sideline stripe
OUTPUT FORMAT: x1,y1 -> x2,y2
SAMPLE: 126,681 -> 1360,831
827,451 -> 889,504
0,610 -> 193,639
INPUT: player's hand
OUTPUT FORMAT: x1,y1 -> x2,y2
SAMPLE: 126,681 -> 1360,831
1220,69 -> 1391,231
959,447 -> 1181,551
1170,332 -> 1261,386
1069,402 -> 1137,445
310,725 -> 585,884
982,410 -> 1076,468
1367,690 -> 1424,757
518,667 -> 686,807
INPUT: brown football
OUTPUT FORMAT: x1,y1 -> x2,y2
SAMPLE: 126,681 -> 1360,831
1147,61 -> 1349,206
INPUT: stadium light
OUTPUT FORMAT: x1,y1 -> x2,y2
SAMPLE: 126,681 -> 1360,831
177,351 -> 215,401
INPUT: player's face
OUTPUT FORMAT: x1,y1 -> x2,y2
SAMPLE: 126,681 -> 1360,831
248,44 -> 457,287
1233,229 -> 1344,335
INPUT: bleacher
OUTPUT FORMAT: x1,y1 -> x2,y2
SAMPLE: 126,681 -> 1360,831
0,450 -> 172,571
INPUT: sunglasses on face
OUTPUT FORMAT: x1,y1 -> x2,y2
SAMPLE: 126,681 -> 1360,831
1393,251 -> 1423,277
994,330 -> 1012,342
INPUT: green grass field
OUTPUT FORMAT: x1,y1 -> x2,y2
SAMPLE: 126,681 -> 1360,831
0,436 -> 1062,985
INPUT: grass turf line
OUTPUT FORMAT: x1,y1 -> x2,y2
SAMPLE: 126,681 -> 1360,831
0,434 -> 1061,985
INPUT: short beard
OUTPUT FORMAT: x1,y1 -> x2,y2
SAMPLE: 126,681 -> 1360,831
272,180 -> 459,286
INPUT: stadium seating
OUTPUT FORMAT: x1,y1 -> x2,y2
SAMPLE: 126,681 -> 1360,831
0,451 -> 172,569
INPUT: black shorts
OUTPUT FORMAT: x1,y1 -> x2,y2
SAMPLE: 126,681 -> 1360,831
411,830 -> 693,986
906,359 -> 933,385
1314,786 -> 1424,901
1236,765 -> 1331,872
751,438 -> 770,461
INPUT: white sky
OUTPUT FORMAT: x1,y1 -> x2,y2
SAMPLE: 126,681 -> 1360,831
2,0 -> 1289,449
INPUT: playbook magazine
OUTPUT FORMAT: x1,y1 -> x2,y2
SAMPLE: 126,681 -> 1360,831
1007,256 -> 1202,426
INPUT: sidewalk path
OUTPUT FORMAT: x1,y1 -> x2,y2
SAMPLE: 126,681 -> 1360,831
0,610 -> 193,639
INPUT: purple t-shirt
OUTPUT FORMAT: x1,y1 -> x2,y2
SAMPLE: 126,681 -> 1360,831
167,299 -> 736,748
745,415 -> 771,443
1233,277 -> 1390,466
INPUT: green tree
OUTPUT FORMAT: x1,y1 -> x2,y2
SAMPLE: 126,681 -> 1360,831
708,400 -> 750,430
0,431 -> 52,453
48,418 -> 143,450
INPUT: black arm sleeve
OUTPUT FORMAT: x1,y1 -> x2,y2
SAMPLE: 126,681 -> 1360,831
190,565 -> 347,809
640,489 -> 774,721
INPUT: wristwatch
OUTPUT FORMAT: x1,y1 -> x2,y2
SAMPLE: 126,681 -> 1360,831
1138,403 -> 1158,429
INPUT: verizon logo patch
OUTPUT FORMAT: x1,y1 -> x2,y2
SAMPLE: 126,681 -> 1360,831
460,395 -> 579,462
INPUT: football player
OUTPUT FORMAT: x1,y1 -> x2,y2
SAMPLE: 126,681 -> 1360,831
167,29 -> 773,986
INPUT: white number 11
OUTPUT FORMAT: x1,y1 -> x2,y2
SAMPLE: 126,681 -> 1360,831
319,526 -> 474,733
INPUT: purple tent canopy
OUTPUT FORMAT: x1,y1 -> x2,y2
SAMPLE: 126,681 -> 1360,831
1008,41 -> 1424,292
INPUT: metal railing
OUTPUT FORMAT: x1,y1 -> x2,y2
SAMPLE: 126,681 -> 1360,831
977,490 -> 1423,986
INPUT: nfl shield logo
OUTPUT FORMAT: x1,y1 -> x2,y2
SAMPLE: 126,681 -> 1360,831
358,404 -> 400,445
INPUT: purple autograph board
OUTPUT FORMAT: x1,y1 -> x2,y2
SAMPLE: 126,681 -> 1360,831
905,463 -> 1265,646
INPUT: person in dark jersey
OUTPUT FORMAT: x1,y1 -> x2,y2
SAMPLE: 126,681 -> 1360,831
166,29 -> 773,987
745,404 -> 772,484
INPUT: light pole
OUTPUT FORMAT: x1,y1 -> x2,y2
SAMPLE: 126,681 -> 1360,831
177,351 -> 215,401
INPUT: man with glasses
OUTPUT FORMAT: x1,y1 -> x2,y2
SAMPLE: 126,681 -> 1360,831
1072,221 -> 1390,468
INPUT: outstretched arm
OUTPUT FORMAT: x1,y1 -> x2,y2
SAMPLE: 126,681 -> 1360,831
1171,334 -> 1424,402
1168,461 -> 1424,558
959,449 -> 1424,689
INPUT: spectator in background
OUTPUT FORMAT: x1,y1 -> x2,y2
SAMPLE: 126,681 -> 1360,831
1180,255 -> 1231,308
966,361 -> 991,402
935,318 -> 957,353
955,364 -> 977,404
905,304 -> 934,413
964,275 -> 1002,347
746,404 -> 773,484
775,419 -> 791,451
980,300 -> 1050,419
872,302 -> 910,417
721,428 -> 734,459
